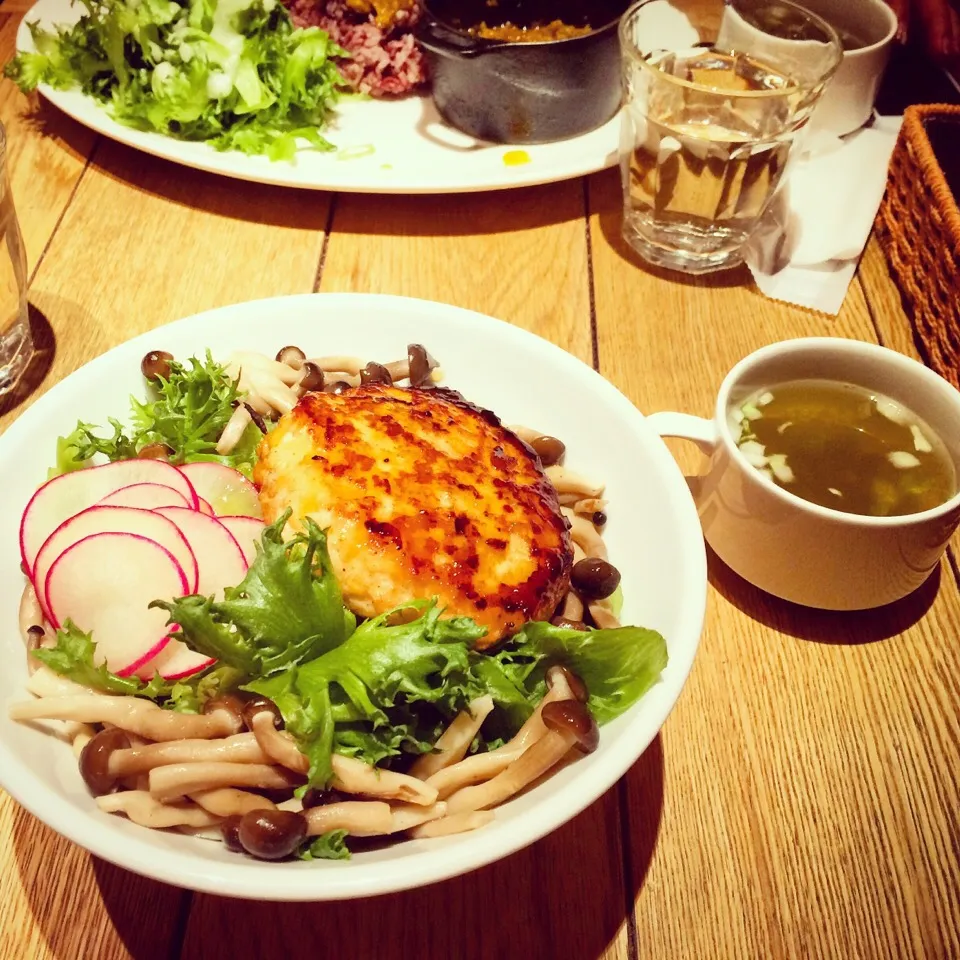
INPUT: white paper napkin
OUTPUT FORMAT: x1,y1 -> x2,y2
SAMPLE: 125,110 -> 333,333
743,115 -> 903,315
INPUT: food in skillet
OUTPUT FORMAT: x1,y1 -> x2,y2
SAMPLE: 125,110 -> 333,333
10,340 -> 667,862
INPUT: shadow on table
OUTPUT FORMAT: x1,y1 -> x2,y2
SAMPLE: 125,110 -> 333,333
707,544 -> 942,645
0,303 -> 55,419
176,753 -> 664,960
11,805 -> 189,960
587,171 -> 752,290
70,115 -> 587,236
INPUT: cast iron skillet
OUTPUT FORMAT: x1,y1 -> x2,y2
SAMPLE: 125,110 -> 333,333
417,0 -> 633,144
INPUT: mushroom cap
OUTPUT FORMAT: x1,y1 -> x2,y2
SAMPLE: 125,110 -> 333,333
540,699 -> 599,754
546,664 -> 589,704
242,696 -> 283,732
360,361 -> 393,386
237,809 -> 308,861
80,727 -> 131,796
299,361 -> 325,393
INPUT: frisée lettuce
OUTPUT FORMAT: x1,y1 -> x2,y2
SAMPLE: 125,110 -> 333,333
4,0 -> 348,161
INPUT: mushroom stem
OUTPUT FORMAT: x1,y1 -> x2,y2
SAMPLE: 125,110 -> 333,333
216,404 -> 252,456
249,718 -> 309,776
561,508 -> 608,560
425,670 -> 576,800
445,730 -> 576,815
383,359 -> 410,381
561,589 -> 584,622
330,755 -> 439,806
229,352 -> 303,386
109,733 -> 268,777
588,600 -> 621,630
25,667 -> 103,699
97,791 -> 221,829
303,801 -> 394,837
70,724 -> 98,759
425,748 -> 525,801
189,788 -> 277,817
408,810 -> 495,839
306,355 -> 364,377
409,696 -> 494,779
8,696 -> 242,741
18,583 -> 43,645
388,802 -> 447,833
149,762 -> 302,803
572,497 -> 608,517
546,466 -> 605,500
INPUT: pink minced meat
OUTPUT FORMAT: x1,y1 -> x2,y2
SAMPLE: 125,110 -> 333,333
286,0 -> 428,97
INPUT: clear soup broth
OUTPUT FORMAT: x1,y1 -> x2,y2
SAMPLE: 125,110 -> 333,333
732,379 -> 957,517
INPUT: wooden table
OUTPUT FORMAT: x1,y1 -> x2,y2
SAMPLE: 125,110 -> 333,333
1,4 -> 958,958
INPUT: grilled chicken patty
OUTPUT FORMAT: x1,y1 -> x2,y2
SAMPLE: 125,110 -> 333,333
254,384 -> 573,645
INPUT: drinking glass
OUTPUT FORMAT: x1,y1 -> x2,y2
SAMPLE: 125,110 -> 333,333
0,123 -> 31,396
618,0 -> 842,275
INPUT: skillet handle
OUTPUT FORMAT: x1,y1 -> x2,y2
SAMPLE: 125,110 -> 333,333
415,18 -> 502,59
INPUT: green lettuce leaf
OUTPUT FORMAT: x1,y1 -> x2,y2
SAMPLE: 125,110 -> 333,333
152,513 -> 353,678
4,0 -> 348,160
244,601 -> 488,787
298,830 -> 350,861
493,621 -> 669,725
49,352 -> 262,478
33,621 -> 173,698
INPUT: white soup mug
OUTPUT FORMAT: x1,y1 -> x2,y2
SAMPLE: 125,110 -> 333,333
647,338 -> 960,610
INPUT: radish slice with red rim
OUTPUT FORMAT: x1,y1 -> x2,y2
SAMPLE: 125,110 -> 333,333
45,532 -> 189,676
35,505 -> 200,623
177,462 -> 261,519
98,482 -> 191,510
20,459 -> 198,578
217,516 -> 266,568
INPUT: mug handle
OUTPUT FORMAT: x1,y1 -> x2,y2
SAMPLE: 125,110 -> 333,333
646,412 -> 719,456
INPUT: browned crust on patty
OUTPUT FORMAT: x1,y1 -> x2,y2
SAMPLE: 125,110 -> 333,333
254,384 -> 573,644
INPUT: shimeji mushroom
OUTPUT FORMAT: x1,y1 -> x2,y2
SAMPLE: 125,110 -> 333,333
330,755 -> 439,806
26,666 -> 101,699
408,810 -> 495,839
8,694 -> 244,741
425,667 -> 578,799
189,787 -> 277,817
445,700 -> 599,815
108,732 -> 269,778
236,809 -> 308,860
243,698 -> 310,775
588,598 -> 621,630
546,466 -> 604,500
216,404 -> 253,455
382,344 -> 440,387
387,803 -> 447,833
571,497 -> 608,516
149,762 -> 303,803
303,801 -> 394,838
80,727 -> 131,795
97,791 -> 221,829
561,507 -> 608,560
409,696 -> 494,779
504,425 -> 566,467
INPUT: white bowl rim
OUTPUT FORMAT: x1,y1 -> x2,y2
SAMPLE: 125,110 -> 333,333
0,292 -> 707,901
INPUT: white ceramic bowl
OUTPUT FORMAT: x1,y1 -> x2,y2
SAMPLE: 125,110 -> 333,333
0,293 -> 706,901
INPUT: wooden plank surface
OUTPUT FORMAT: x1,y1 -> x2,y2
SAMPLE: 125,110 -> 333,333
588,167 -> 960,959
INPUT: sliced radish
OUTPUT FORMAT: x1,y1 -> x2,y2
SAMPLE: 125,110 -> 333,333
20,460 -> 198,577
135,508 -> 247,682
197,497 -> 216,516
36,506 -> 199,623
177,462 -> 261,519
98,482 -> 191,510
45,532 -> 188,675
135,642 -> 215,682
217,516 -> 265,567
152,507 -> 247,597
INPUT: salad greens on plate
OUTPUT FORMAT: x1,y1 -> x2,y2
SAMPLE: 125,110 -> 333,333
5,0 -> 348,161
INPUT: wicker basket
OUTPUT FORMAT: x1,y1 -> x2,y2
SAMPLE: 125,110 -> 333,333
876,104 -> 960,390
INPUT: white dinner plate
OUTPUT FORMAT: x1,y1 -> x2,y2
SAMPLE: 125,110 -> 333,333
0,293 -> 706,900
17,0 -> 621,194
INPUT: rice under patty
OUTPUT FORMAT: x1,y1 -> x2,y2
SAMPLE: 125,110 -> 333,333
285,0 -> 428,97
